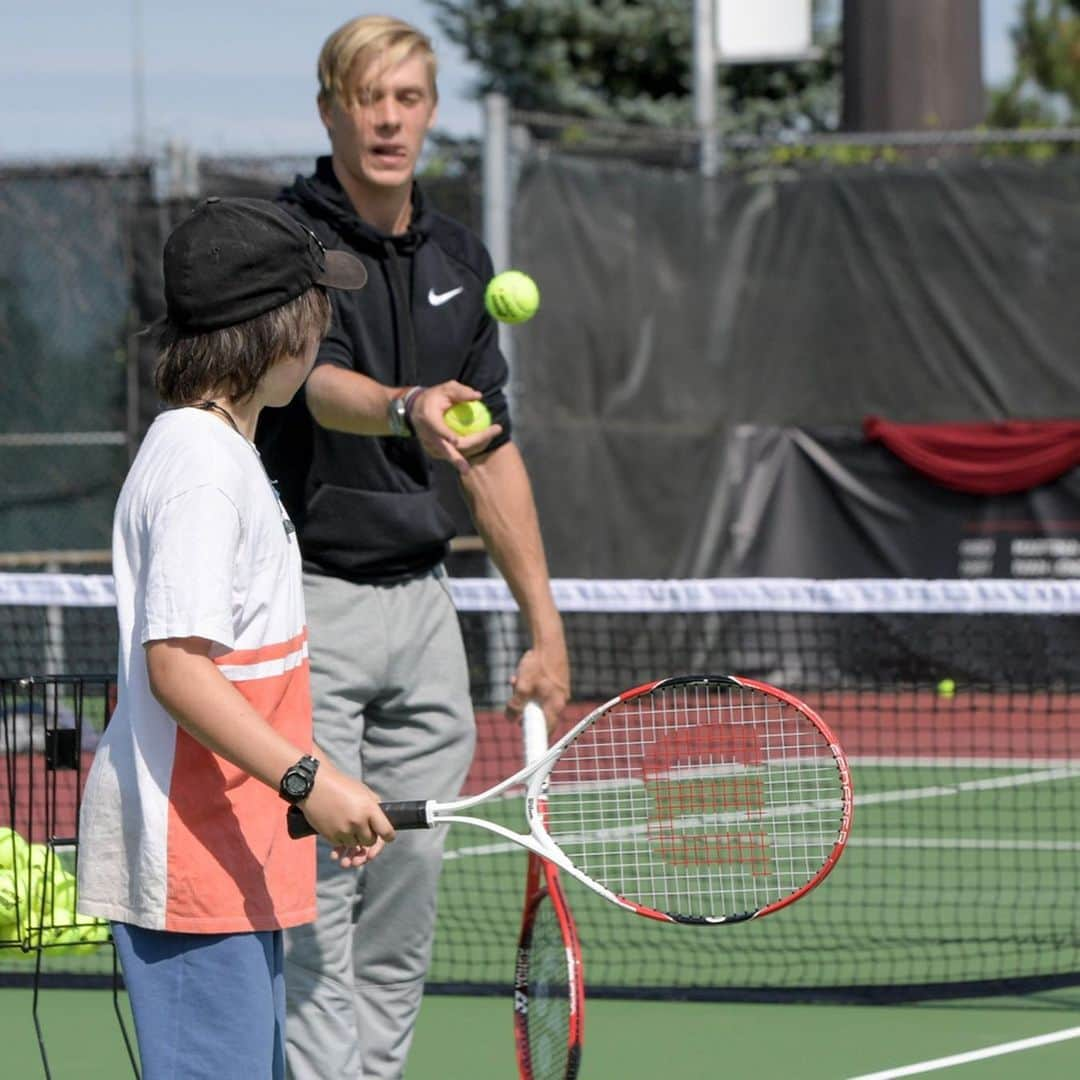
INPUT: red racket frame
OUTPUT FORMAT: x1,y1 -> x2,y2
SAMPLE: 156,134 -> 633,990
514,845 -> 585,1080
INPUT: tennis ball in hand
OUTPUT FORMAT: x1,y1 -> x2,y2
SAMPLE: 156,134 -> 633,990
936,678 -> 956,698
484,270 -> 540,324
444,401 -> 493,436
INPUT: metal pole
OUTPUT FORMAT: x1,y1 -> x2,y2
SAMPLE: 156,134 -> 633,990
482,92 -> 515,368
480,92 -> 521,684
482,94 -> 511,266
693,0 -> 719,177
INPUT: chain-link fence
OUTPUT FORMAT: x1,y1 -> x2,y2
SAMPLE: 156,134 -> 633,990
0,145 -> 483,569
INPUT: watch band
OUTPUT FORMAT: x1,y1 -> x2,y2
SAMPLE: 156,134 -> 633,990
388,392 -> 412,437
401,386 -> 423,435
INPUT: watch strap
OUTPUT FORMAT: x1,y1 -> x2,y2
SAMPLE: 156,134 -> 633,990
388,392 -> 411,437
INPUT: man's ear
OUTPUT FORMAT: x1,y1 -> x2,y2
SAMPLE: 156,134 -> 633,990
317,94 -> 333,133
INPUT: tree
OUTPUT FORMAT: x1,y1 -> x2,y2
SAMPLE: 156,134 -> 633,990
988,0 -> 1080,126
428,0 -> 841,134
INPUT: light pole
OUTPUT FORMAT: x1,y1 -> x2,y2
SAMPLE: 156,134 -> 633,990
693,0 -> 720,178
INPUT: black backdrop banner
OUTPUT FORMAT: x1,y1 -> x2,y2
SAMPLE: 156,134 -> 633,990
693,427 -> 1080,580
510,155 -> 1080,578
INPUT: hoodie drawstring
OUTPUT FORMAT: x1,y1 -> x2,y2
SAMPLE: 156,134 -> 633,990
382,239 -> 418,387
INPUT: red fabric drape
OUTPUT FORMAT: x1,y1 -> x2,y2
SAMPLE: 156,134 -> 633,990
862,418 -> 1080,495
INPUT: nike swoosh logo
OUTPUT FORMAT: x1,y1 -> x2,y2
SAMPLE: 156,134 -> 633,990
428,286 -> 464,307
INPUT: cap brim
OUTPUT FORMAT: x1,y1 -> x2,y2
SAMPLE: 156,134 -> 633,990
317,249 -> 368,290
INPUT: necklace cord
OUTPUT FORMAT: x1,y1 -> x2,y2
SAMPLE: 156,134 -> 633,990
194,399 -> 241,434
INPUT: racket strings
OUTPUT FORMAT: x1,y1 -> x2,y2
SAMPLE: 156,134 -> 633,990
543,681 -> 848,920
520,889 -> 575,1079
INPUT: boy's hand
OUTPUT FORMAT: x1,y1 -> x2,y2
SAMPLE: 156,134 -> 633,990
298,762 -> 396,863
330,838 -> 385,869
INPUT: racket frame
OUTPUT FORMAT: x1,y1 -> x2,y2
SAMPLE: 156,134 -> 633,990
415,674 -> 852,923
290,674 -> 853,924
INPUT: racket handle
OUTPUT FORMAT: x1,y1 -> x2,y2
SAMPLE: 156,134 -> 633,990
380,801 -> 431,829
286,800 -> 431,840
286,806 -> 316,838
522,700 -> 548,766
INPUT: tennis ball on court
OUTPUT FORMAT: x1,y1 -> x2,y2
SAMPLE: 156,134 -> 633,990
936,678 -> 956,698
444,401 -> 493,436
484,270 -> 540,324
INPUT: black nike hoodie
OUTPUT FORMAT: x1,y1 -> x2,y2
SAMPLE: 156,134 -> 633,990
255,156 -> 510,584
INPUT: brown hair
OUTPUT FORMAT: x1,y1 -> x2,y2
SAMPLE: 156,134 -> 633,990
154,285 -> 331,406
317,14 -> 438,108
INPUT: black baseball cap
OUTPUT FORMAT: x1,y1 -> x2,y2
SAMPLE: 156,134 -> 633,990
163,196 -> 367,332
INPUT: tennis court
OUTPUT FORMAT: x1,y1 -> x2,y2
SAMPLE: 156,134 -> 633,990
4,986 -> 1080,1078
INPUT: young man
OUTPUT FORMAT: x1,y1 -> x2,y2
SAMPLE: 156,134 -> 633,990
77,197 -> 396,1080
254,14 -> 571,1080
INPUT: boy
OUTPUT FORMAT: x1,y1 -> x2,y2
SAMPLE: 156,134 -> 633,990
77,196 -> 395,1079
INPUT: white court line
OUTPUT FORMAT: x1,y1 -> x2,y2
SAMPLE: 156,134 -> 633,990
846,1026 -> 1080,1079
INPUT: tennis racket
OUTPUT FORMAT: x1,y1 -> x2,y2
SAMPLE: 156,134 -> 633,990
288,674 -> 853,924
514,701 -> 584,1080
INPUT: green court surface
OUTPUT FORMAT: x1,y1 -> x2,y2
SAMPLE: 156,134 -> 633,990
3,987 -> 1079,1078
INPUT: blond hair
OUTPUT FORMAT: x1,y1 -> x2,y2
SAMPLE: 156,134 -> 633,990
317,15 -> 438,107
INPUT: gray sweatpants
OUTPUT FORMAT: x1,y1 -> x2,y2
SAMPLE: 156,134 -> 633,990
285,569 -> 476,1080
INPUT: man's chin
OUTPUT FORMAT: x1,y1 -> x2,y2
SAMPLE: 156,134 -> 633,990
364,159 -> 414,186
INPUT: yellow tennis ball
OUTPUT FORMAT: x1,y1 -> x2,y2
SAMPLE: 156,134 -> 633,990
28,843 -> 59,881
937,678 -> 956,698
444,401 -> 493,436
0,827 -> 30,872
0,868 -> 17,922
484,270 -> 540,324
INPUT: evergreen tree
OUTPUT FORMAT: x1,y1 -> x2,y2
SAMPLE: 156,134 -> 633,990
428,0 -> 840,134
989,0 -> 1080,126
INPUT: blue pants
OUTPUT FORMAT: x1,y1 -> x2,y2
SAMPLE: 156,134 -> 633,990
112,922 -> 286,1080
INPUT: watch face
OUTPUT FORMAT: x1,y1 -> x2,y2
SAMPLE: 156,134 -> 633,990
283,771 -> 309,797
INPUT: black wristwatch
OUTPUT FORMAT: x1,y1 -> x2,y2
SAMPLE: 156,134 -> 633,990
279,754 -> 319,804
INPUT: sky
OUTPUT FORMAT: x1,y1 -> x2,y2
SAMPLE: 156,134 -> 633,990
2,1 -> 1025,161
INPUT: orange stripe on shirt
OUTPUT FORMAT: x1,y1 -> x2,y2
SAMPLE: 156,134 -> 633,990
163,658 -> 315,932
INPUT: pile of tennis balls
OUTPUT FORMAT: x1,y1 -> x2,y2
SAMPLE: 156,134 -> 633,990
0,826 -> 110,954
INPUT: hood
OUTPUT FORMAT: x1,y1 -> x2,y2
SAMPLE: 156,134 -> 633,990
279,156 -> 430,255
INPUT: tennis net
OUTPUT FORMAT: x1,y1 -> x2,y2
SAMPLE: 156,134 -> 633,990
3,572 -> 1080,1001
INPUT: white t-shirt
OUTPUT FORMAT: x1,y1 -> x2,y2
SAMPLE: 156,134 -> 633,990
78,407 -> 315,933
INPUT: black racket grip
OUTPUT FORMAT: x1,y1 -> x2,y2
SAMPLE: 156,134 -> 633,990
287,805 -> 316,838
380,801 -> 431,829
286,800 -> 430,840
